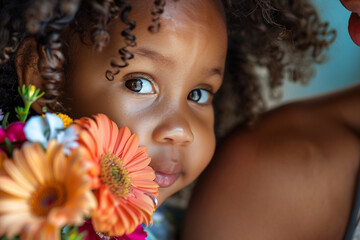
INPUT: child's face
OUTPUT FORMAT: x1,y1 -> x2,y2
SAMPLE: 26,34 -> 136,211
62,0 -> 227,205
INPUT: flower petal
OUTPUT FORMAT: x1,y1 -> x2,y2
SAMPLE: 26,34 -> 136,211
0,199 -> 29,213
24,143 -> 47,183
126,156 -> 151,172
113,126 -> 131,157
121,134 -> 139,164
12,149 -> 38,186
129,168 -> 156,181
0,211 -> 35,238
24,116 -> 47,146
39,223 -> 60,240
79,131 -> 97,160
5,122 -> 27,142
56,126 -> 79,155
51,143 -> 67,182
3,159 -> 34,192
0,176 -> 30,198
45,113 -> 64,140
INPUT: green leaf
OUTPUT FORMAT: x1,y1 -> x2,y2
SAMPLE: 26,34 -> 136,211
0,235 -> 20,240
16,84 -> 45,122
1,112 -> 10,129
61,225 -> 87,240
14,106 -> 27,122
4,138 -> 13,156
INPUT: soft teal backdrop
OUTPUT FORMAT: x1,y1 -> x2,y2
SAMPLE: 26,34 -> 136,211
279,0 -> 360,103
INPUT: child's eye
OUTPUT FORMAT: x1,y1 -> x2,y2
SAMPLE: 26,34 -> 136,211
188,89 -> 213,104
124,78 -> 155,94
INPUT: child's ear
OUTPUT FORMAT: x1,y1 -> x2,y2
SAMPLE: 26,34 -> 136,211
15,38 -> 44,114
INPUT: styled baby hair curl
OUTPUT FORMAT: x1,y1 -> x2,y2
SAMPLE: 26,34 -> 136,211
106,1 -> 136,81
148,0 -> 166,33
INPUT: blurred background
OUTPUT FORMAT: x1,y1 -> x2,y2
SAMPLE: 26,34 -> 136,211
269,0 -> 360,107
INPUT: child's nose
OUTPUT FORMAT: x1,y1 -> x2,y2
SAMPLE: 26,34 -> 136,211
152,113 -> 194,145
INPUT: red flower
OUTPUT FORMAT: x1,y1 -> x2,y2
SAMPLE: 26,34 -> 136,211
79,219 -> 147,240
0,122 -> 27,144
0,128 -> 5,144
5,122 -> 26,142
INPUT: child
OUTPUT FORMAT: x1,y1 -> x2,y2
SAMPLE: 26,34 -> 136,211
0,0 -> 333,238
183,1 -> 360,240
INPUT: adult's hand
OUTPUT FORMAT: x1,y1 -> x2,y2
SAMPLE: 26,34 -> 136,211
340,0 -> 360,46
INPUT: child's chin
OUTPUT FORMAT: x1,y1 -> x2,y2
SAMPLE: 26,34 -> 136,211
157,189 -> 169,206
157,187 -> 178,206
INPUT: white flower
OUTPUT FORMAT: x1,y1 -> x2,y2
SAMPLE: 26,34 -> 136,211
24,113 -> 64,147
56,126 -> 79,155
0,109 -> 4,121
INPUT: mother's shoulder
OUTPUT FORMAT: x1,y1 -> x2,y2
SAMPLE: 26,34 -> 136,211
182,86 -> 360,240
225,85 -> 360,169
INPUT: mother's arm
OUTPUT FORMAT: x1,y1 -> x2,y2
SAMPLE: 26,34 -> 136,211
182,86 -> 360,240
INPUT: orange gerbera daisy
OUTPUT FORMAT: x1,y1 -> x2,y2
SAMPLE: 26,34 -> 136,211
0,140 -> 96,240
74,114 -> 159,236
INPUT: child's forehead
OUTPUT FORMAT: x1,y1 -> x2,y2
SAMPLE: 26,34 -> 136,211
129,0 -> 225,23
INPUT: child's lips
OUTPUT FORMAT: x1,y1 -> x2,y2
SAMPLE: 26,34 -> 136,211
154,172 -> 180,188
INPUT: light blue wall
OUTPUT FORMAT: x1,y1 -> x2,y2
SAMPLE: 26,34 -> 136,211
280,0 -> 360,103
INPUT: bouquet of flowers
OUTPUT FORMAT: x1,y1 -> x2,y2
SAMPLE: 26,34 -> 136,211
0,85 -> 159,240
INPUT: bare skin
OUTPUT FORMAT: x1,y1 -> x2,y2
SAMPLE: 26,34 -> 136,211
182,85 -> 360,240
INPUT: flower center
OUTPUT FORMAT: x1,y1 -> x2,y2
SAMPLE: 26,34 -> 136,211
29,182 -> 66,217
55,113 -> 73,128
100,152 -> 131,198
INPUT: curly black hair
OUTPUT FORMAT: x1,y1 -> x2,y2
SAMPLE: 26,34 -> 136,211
214,0 -> 335,135
0,0 -> 335,136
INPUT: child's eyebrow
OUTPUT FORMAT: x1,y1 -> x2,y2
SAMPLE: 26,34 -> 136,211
133,47 -> 223,77
133,47 -> 175,66
209,68 -> 222,77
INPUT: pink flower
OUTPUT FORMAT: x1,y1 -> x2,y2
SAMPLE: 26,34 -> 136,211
0,128 -> 5,144
4,122 -> 26,142
79,219 -> 147,240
